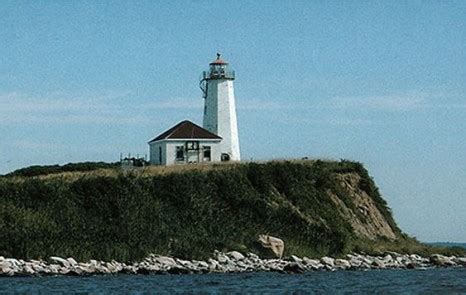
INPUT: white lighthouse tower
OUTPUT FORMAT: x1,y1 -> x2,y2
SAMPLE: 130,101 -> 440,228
200,53 -> 240,161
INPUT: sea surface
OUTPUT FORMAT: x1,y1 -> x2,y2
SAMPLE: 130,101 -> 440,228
2,268 -> 466,294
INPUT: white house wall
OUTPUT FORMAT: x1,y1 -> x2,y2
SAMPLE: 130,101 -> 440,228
149,142 -> 167,165
150,140 -> 222,165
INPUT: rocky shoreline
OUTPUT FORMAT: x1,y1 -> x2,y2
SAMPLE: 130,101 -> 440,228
1,251 -> 465,277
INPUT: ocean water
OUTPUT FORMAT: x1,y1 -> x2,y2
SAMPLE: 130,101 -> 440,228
2,268 -> 466,294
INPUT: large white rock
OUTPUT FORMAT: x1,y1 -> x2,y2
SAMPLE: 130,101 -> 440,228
302,257 -> 320,266
247,253 -> 260,260
383,254 -> 393,262
193,260 -> 209,269
453,257 -> 466,266
175,258 -> 195,270
50,257 -> 70,268
154,256 -> 177,267
258,235 -> 285,258
22,264 -> 35,275
334,259 -> 351,269
0,265 -> 14,276
215,253 -> 230,264
5,258 -> 21,268
208,258 -> 219,271
430,254 -> 456,266
371,258 -> 386,268
67,257 -> 78,266
227,251 -> 245,261
290,255 -> 303,263
320,256 -> 335,267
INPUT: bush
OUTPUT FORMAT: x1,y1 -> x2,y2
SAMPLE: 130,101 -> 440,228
4,162 -> 119,177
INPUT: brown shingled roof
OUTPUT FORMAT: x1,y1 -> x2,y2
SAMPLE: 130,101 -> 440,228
148,120 -> 222,143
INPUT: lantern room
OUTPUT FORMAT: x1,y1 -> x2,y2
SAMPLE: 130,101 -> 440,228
203,53 -> 235,80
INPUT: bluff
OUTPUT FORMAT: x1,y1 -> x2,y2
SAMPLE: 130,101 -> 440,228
0,160 -> 453,262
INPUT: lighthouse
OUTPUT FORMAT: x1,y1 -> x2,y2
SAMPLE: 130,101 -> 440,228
148,54 -> 241,166
200,53 -> 241,161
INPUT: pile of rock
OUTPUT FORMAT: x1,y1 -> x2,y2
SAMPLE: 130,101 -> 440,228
1,252 -> 465,277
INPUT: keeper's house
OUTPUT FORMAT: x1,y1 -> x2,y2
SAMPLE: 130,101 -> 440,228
148,120 -> 222,165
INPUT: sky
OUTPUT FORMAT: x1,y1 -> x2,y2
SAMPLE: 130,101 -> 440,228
0,1 -> 465,242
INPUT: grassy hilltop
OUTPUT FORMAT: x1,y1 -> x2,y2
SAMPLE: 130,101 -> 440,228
0,160 -> 463,262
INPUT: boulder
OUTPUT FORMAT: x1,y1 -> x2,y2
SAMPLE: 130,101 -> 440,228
302,257 -> 322,270
21,264 -> 36,275
122,265 -> 137,274
406,262 -> 421,269
193,260 -> 209,269
227,251 -> 245,261
5,258 -> 21,268
453,257 -> 466,266
409,254 -> 422,261
0,267 -> 14,276
67,257 -> 78,266
430,254 -> 456,267
283,262 -> 306,273
359,261 -> 371,269
167,266 -> 191,274
47,264 -> 60,274
268,262 -> 285,272
382,254 -> 393,262
290,255 -> 303,263
175,258 -> 195,269
348,256 -> 363,268
105,262 -> 119,273
334,259 -> 351,269
371,258 -> 386,268
50,257 -> 70,268
258,235 -> 284,258
0,261 -> 15,276
385,251 -> 402,258
208,258 -> 219,271
215,253 -> 230,264
31,262 -> 46,273
320,256 -> 335,267
235,260 -> 250,271
247,253 -> 260,260
154,256 -> 177,267
223,261 -> 239,273
302,257 -> 318,265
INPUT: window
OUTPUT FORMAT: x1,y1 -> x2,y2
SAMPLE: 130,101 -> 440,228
158,147 -> 162,164
176,146 -> 184,161
186,141 -> 199,150
203,146 -> 211,161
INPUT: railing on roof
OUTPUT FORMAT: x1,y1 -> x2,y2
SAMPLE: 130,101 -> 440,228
201,69 -> 235,80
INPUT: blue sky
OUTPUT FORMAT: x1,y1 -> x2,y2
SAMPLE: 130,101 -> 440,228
1,1 -> 465,242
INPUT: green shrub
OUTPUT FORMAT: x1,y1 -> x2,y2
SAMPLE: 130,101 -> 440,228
4,162 -> 119,177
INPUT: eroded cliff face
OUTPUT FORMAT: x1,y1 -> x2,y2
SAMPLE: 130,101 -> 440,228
329,173 -> 397,240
